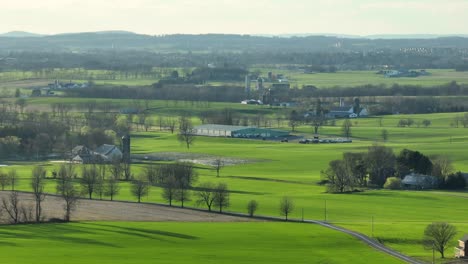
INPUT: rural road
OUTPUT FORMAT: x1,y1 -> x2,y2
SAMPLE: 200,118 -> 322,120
218,210 -> 426,264
304,220 -> 426,264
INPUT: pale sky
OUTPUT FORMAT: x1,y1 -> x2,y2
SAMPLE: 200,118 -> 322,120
0,0 -> 467,35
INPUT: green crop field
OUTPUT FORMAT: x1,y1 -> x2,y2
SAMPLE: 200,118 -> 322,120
1,67 -> 467,90
249,68 -> 468,88
0,222 -> 402,264
3,111 -> 468,262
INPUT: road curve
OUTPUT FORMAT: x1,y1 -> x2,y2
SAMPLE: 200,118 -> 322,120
219,211 -> 426,264
304,220 -> 426,264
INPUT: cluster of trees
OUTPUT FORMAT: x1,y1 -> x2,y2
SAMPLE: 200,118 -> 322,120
322,146 -> 466,192
0,99 -> 154,159
2,34 -> 468,70
66,84 -> 245,103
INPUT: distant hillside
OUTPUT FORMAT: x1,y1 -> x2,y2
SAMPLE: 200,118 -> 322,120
0,31 -> 468,53
0,31 -> 44,37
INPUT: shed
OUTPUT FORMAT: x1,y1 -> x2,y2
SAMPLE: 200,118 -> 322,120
401,173 -> 438,189
193,124 -> 289,138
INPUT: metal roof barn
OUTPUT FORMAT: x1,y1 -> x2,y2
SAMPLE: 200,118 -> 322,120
193,124 -> 289,138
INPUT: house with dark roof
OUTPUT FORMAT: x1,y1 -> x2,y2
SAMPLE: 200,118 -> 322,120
71,146 -> 94,163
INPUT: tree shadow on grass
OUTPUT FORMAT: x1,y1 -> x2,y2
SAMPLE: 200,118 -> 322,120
227,175 -> 305,185
0,241 -> 17,246
0,224 -> 120,248
83,223 -> 199,240
376,237 -> 421,245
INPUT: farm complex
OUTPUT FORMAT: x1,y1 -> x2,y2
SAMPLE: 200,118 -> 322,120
1,17 -> 468,264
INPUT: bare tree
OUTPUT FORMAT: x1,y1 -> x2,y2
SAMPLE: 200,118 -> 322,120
122,160 -> 132,181
196,182 -> 215,211
167,118 -> 177,134
366,145 -> 396,187
109,158 -> 123,180
162,175 -> 177,206
423,222 -> 457,258
213,158 -> 225,177
0,172 -> 9,191
19,204 -> 34,223
131,177 -> 149,203
145,164 -> 159,184
279,196 -> 294,221
381,129 -> 389,142
56,165 -> 79,222
159,162 -> 197,207
247,200 -> 258,217
31,166 -> 47,222
2,191 -> 20,224
341,119 -> 352,139
431,156 -> 454,179
80,165 -> 98,199
213,183 -> 230,213
104,176 -> 120,201
177,116 -> 195,149
8,169 -> 18,191
175,187 -> 191,208
95,163 -> 106,200
322,159 -> 355,193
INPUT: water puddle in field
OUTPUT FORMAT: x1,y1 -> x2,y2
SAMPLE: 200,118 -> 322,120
132,152 -> 268,166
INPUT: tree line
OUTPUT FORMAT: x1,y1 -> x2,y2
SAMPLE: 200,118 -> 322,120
322,146 -> 465,193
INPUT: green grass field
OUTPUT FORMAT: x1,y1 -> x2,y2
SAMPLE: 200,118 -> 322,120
0,222 -> 403,264
2,67 -> 468,89
2,110 -> 468,263
250,68 -> 468,88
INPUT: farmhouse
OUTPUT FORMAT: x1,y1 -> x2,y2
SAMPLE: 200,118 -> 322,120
326,106 -> 368,118
193,124 -> 289,139
401,173 -> 438,189
95,144 -> 123,161
455,234 -> 468,258
71,144 -> 123,164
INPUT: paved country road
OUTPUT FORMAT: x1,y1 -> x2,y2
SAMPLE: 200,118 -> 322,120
305,220 -> 427,264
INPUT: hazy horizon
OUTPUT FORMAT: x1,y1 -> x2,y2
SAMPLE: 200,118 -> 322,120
0,0 -> 467,36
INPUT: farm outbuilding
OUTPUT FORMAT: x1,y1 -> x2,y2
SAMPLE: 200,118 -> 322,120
193,124 -> 289,139
401,173 -> 438,189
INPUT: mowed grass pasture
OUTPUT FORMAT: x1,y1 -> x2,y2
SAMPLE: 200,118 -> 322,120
3,111 -> 468,262
0,222 -> 403,264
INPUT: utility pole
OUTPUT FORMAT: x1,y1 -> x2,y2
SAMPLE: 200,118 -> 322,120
371,216 -> 374,238
301,208 -> 304,222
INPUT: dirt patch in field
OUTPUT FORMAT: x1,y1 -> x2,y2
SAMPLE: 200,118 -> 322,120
133,152 -> 266,166
0,192 -> 250,223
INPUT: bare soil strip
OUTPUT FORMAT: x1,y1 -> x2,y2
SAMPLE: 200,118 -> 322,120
0,192 -> 250,223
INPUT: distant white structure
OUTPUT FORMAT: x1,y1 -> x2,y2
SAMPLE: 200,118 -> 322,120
241,99 -> 262,105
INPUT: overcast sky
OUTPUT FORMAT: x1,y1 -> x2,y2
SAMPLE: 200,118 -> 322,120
1,0 -> 467,35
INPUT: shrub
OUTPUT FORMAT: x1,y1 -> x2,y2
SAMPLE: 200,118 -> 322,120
442,172 -> 466,189
383,177 -> 401,190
